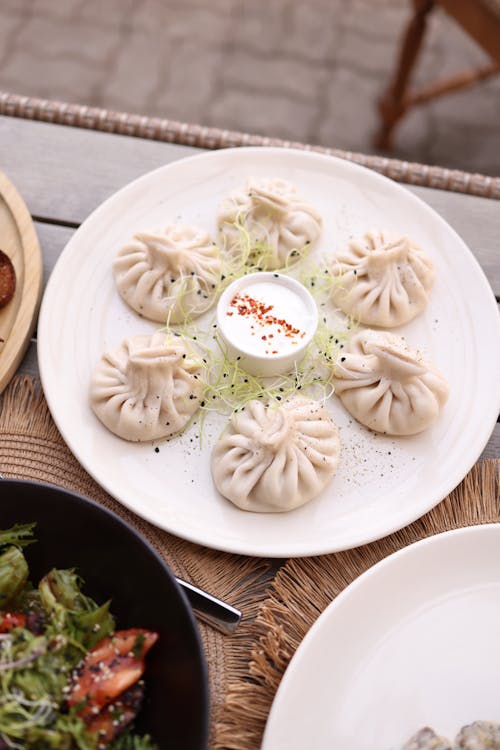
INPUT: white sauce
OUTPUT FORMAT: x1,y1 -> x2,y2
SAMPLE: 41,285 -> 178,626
222,280 -> 316,357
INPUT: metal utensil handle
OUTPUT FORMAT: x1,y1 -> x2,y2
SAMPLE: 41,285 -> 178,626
176,577 -> 242,636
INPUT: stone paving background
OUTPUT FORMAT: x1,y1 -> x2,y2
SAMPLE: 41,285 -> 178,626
1,0 -> 500,174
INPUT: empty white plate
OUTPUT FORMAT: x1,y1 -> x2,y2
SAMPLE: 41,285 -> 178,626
263,524 -> 500,748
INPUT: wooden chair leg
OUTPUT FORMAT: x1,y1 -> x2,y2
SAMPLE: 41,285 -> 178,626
374,0 -> 435,150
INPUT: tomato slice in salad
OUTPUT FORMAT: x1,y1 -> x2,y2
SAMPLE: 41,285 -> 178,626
86,683 -> 144,748
0,612 -> 26,632
67,628 -> 158,721
0,611 -> 46,634
88,705 -> 137,749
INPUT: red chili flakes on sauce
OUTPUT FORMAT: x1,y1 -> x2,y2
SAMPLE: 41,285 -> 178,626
227,293 -> 303,351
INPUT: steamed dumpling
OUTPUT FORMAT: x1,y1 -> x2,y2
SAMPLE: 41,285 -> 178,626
211,396 -> 340,512
90,332 -> 204,441
454,721 -> 500,748
332,329 -> 449,435
402,728 -> 452,749
217,178 -> 322,270
113,224 -> 221,323
331,230 -> 435,327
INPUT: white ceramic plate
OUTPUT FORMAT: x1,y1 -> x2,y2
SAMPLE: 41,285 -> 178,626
263,524 -> 500,749
37,147 -> 500,557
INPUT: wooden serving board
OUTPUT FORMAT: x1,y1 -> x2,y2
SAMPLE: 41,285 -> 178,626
0,170 -> 42,394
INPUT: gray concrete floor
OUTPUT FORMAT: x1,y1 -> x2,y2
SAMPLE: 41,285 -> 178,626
1,0 -> 500,175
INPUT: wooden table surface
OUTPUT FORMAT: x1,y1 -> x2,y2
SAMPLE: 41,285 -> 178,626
1,113 -> 499,457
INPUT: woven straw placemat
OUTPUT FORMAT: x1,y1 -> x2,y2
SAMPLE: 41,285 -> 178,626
0,374 -> 498,749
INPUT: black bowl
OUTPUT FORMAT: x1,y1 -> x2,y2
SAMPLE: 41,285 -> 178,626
0,479 -> 209,750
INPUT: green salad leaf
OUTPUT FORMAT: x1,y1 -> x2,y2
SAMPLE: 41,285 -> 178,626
0,546 -> 30,608
0,523 -> 36,550
109,733 -> 158,750
0,523 -> 35,609
20,714 -> 96,750
7,582 -> 44,616
2,628 -> 72,703
39,569 -> 115,650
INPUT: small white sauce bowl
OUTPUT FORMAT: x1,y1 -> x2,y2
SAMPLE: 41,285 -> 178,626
216,271 -> 318,377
